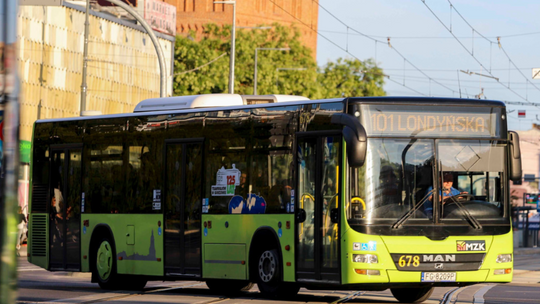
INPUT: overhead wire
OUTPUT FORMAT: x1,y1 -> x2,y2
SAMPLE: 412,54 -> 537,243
315,0 -> 540,115
268,0 -> 428,96
313,0 -> 470,97
421,0 -> 540,109
446,0 -> 540,105
318,29 -> 540,40
447,0 -> 540,96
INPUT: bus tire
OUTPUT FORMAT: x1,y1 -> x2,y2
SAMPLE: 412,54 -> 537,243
390,286 -> 434,303
121,275 -> 147,290
255,248 -> 299,298
206,279 -> 253,295
93,236 -> 120,290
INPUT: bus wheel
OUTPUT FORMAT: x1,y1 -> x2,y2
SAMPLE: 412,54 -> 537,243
256,249 -> 299,297
390,287 -> 434,303
121,275 -> 147,290
93,237 -> 120,290
206,279 -> 253,295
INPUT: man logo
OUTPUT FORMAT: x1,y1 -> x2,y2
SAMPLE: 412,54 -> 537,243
435,263 -> 444,269
423,254 -> 455,262
457,240 -> 486,251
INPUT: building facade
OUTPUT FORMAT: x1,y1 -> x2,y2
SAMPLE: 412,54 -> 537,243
166,0 -> 319,58
510,124 -> 540,206
18,2 -> 174,142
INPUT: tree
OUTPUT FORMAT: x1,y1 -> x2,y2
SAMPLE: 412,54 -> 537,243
317,58 -> 385,98
173,24 -> 385,99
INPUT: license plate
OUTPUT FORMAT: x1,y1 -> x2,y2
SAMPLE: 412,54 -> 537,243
421,272 -> 456,282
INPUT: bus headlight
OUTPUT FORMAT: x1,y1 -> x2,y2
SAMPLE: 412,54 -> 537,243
353,254 -> 378,264
496,254 -> 512,263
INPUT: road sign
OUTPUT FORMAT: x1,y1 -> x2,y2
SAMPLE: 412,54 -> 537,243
518,110 -> 526,118
524,174 -> 536,182
533,68 -> 540,79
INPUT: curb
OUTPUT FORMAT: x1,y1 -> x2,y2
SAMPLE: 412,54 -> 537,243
514,247 -> 540,256
17,245 -> 27,258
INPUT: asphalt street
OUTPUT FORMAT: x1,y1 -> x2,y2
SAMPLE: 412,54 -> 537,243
15,245 -> 540,304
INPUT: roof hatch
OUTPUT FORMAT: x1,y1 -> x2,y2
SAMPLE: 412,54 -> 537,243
133,94 -> 309,113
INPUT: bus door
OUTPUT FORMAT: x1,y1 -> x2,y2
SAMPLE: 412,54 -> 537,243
296,134 -> 341,282
164,139 -> 203,277
49,145 -> 82,271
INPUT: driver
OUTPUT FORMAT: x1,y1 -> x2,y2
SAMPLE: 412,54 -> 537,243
424,173 -> 467,218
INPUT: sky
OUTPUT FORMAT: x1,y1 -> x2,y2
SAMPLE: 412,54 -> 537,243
316,0 -> 540,131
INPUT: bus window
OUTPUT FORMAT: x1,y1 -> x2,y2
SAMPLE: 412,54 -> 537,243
438,140 -> 505,219
348,139 -> 434,221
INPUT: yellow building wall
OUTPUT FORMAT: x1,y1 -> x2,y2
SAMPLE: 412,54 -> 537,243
17,4 -> 174,141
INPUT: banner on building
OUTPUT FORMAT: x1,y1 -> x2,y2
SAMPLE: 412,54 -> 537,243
145,0 -> 176,35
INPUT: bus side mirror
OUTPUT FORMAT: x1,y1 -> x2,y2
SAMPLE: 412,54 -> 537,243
331,113 -> 367,168
509,131 -> 522,183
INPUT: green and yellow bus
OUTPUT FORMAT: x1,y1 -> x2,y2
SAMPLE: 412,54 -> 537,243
28,94 -> 522,303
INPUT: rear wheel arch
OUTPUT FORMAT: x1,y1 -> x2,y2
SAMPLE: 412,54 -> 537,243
248,227 -> 283,281
89,224 -> 115,282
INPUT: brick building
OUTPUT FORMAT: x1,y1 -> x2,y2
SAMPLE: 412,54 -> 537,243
164,0 -> 319,57
510,124 -> 540,206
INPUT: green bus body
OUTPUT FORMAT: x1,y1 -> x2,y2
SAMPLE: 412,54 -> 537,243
28,96 -> 518,298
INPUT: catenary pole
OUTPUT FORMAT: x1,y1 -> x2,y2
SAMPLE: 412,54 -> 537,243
80,0 -> 168,115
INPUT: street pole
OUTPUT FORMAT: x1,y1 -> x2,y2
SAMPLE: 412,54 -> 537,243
231,2 -> 236,94
80,0 -> 90,115
80,0 -> 168,116
215,1 -> 236,94
0,0 -> 21,302
253,47 -> 290,95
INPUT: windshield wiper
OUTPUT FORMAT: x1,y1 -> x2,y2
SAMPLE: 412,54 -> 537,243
445,195 -> 483,230
392,189 -> 435,229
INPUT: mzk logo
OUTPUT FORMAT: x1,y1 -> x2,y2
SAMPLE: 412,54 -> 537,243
456,240 -> 486,251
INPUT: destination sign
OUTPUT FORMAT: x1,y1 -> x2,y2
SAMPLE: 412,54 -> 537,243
359,105 -> 500,138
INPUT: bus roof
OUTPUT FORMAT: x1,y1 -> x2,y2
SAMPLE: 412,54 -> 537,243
35,96 -> 343,124
347,96 -> 506,107
34,96 -> 507,124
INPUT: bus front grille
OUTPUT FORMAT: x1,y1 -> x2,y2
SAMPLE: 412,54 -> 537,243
390,253 -> 485,271
31,214 -> 47,257
31,184 -> 48,213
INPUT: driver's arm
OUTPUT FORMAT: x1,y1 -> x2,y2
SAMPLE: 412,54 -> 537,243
442,188 -> 469,203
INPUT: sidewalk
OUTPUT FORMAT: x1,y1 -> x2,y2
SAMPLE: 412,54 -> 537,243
18,244 -> 27,257
514,246 -> 540,256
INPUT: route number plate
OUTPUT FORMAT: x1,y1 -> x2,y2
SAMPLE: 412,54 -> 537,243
421,272 -> 456,282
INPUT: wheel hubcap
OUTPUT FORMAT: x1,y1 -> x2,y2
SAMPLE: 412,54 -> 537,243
96,241 -> 112,280
258,250 -> 276,283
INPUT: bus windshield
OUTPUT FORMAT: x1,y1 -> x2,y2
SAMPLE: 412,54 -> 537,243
347,103 -> 509,235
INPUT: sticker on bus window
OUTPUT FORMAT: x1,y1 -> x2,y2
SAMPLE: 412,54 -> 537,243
211,165 -> 241,196
228,194 -> 266,214
290,190 -> 295,212
202,198 -> 209,213
153,189 -> 161,202
81,192 -> 85,213
353,241 -> 377,251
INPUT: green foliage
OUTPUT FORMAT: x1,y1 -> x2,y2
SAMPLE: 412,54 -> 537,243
173,23 -> 386,98
317,58 -> 385,98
